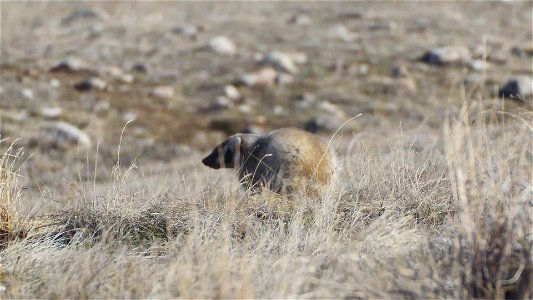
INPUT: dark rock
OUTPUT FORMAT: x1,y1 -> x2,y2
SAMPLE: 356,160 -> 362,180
498,76 -> 533,101
132,63 -> 148,74
419,46 -> 471,66
74,78 -> 107,92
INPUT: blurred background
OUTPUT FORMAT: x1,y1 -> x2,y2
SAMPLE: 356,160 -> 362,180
1,1 -> 532,189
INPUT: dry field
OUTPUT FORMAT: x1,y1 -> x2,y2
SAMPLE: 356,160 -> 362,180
0,1 -> 532,299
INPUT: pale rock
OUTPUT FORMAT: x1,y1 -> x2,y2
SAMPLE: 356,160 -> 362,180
50,78 -> 61,88
273,105 -> 284,115
288,13 -> 312,26
468,60 -> 489,72
238,104 -> 253,113
238,68 -> 278,86
172,24 -> 199,38
318,101 -> 346,118
45,122 -> 92,149
122,111 -> 137,122
304,115 -> 344,133
93,101 -> 110,116
151,86 -> 175,99
22,88 -> 34,100
40,107 -> 63,119
260,51 -> 307,74
208,36 -> 236,55
276,73 -> 294,85
328,25 -> 357,42
224,85 -> 240,100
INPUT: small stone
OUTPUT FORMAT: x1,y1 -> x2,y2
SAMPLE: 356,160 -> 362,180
390,63 -> 409,78
238,68 -> 278,87
260,51 -> 306,74
132,63 -> 147,73
468,60 -> 489,72
151,86 -> 175,99
304,116 -> 344,133
210,96 -> 232,111
275,73 -> 294,85
273,105 -> 284,115
22,88 -> 34,100
224,85 -> 240,100
119,74 -> 134,83
93,101 -> 110,116
208,36 -> 236,55
74,77 -> 107,91
50,78 -> 61,88
122,111 -> 137,122
498,76 -> 533,101
318,101 -> 346,119
40,107 -> 63,119
172,24 -> 199,38
50,57 -> 89,73
61,9 -> 102,26
288,13 -> 312,26
328,25 -> 357,42
238,104 -> 253,114
420,46 -> 471,65
45,122 -> 92,149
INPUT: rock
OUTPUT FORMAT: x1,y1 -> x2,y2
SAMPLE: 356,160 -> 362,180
122,111 -> 137,122
45,122 -> 92,149
288,13 -> 312,26
273,105 -> 284,115
390,63 -> 409,78
151,86 -> 175,99
318,101 -> 346,119
304,115 -> 344,133
238,104 -> 253,113
102,66 -> 134,83
241,124 -> 266,134
328,25 -> 357,42
93,101 -> 110,117
498,76 -> 533,101
61,9 -> 102,26
40,107 -> 62,119
172,24 -> 200,38
419,46 -> 471,65
209,96 -> 233,111
207,36 -> 236,55
21,88 -> 34,100
468,60 -> 489,72
275,73 -> 294,85
50,57 -> 89,73
259,51 -> 307,74
132,63 -> 148,74
49,78 -> 61,88
74,77 -> 107,91
237,68 -> 278,87
224,85 -> 240,100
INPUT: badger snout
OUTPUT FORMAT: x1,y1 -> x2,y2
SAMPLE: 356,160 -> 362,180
202,151 -> 220,169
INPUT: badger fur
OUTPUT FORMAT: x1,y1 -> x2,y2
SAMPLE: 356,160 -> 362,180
202,127 -> 335,193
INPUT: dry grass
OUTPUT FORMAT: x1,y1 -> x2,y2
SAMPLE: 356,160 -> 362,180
0,100 -> 531,298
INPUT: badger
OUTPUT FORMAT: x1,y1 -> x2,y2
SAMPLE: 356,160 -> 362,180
202,127 -> 335,194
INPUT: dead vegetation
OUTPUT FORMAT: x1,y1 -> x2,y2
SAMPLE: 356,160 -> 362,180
0,100 -> 531,298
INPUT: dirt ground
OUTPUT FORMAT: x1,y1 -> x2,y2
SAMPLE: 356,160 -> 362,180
1,1 -> 531,187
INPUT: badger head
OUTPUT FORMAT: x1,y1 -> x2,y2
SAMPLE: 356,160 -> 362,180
202,134 -> 259,169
